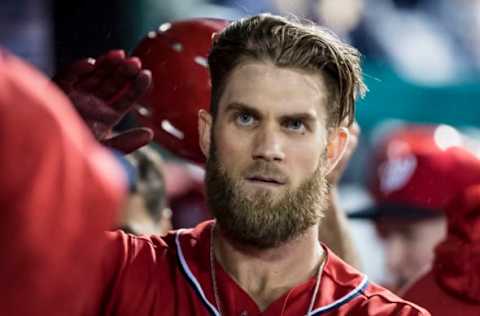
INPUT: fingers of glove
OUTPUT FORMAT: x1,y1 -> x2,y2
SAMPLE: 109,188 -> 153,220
75,50 -> 126,92
69,90 -> 120,124
88,121 -> 111,141
96,57 -> 143,101
102,127 -> 153,154
108,69 -> 152,111
53,58 -> 96,88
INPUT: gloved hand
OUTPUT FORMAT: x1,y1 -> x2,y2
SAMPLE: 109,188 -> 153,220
54,50 -> 153,153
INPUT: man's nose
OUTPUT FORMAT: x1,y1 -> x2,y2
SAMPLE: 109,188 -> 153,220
251,125 -> 285,162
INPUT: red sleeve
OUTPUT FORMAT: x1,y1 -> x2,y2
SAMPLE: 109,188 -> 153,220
89,230 -> 172,316
355,296 -> 431,315
0,50 -> 126,316
352,283 -> 431,316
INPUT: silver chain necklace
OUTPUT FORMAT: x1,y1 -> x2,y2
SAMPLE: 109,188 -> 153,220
209,223 -> 325,316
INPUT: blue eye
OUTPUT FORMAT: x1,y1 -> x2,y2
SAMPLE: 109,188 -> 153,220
236,112 -> 255,126
286,119 -> 306,132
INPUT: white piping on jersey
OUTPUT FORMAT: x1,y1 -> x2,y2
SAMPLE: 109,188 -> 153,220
175,229 -> 220,316
307,274 -> 369,315
175,229 -> 368,316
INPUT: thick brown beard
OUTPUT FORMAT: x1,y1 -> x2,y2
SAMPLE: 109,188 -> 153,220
205,141 -> 329,249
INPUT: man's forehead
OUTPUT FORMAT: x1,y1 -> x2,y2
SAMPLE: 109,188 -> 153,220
218,61 -> 329,117
224,61 -> 328,94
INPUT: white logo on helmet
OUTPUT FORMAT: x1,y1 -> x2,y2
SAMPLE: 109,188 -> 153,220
378,155 -> 417,194
194,56 -> 208,68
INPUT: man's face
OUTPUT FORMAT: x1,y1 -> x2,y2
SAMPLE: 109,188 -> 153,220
200,61 -> 345,248
376,216 -> 446,290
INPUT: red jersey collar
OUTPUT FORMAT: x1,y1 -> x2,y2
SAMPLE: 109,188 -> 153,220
174,220 -> 368,315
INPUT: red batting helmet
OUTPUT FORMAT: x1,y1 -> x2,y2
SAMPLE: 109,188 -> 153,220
132,18 -> 229,164
354,124 -> 480,219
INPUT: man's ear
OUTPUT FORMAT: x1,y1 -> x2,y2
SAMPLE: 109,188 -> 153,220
198,109 -> 213,159
325,127 -> 350,175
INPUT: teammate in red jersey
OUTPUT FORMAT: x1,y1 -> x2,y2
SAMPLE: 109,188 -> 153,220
4,13 -> 429,315
0,49 -> 126,316
402,184 -> 480,315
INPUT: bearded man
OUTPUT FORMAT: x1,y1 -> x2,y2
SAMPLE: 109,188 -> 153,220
54,14 -> 429,316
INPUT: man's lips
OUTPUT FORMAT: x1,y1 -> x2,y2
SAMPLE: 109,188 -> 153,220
246,175 -> 286,185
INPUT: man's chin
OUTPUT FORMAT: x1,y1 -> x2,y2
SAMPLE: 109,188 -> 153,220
220,226 -> 293,250
239,184 -> 286,203
220,220 -> 318,250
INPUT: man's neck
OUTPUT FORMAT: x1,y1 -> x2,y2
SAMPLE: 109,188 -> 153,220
213,223 -> 324,311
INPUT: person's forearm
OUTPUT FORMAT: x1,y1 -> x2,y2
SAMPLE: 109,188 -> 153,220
319,187 -> 362,269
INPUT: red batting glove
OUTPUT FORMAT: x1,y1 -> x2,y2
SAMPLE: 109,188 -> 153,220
54,50 -> 153,153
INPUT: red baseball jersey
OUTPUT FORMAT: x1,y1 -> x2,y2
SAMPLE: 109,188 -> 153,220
97,220 -> 430,316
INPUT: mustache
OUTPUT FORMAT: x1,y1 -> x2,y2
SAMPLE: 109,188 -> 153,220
243,161 -> 289,184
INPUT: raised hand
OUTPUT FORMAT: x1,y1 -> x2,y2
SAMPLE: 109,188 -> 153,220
54,50 -> 153,153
